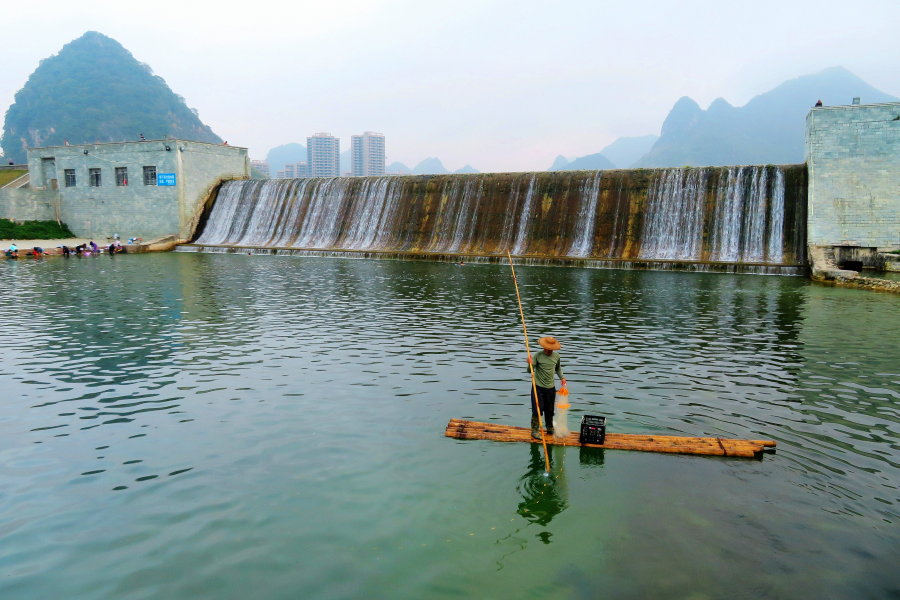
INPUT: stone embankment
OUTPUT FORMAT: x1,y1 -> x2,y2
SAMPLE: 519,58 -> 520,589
808,245 -> 900,294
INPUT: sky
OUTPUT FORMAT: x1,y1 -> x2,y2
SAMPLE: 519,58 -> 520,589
2,0 -> 899,172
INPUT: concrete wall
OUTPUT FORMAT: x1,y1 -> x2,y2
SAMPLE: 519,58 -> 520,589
178,143 -> 250,240
8,140 -> 248,240
806,102 -> 900,249
0,187 -> 58,221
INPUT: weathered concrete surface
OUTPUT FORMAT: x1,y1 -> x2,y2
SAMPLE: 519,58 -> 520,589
0,187 -> 59,221
806,102 -> 900,249
875,252 -> 900,272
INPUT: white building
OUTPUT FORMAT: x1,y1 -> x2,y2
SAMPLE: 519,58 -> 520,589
289,161 -> 310,178
351,131 -> 386,177
307,133 -> 341,178
250,160 -> 270,177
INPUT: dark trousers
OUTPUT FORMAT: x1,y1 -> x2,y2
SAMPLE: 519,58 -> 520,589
531,385 -> 556,424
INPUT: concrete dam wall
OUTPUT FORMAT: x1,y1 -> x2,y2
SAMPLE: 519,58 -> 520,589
188,166 -> 807,272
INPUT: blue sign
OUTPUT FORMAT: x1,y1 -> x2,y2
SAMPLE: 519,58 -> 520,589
158,173 -> 176,186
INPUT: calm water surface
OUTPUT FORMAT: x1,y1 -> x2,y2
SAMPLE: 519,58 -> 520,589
1,253 -> 899,599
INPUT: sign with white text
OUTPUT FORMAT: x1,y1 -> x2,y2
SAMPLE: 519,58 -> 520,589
158,173 -> 176,186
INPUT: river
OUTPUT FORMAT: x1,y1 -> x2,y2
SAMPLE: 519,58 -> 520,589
1,253 -> 898,599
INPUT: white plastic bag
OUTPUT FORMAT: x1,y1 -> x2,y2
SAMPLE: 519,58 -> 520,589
553,385 -> 570,438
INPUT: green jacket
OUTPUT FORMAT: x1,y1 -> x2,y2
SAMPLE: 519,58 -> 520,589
529,350 -> 564,389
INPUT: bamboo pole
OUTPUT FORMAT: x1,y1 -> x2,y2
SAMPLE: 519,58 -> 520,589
507,251 -> 550,473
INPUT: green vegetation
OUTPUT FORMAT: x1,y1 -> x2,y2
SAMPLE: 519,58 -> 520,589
0,219 -> 74,240
1,31 -> 222,164
0,170 -> 27,187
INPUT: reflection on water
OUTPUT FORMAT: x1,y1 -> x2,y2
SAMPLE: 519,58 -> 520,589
0,252 -> 898,599
517,445 -> 568,531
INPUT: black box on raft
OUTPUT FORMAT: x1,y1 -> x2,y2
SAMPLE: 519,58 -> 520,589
580,415 -> 607,445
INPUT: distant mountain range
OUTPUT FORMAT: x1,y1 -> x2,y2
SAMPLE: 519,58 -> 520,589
385,157 -> 479,175
267,67 -> 895,177
549,135 -> 658,170
1,31 -> 222,163
633,67 -> 898,168
550,67 -> 897,170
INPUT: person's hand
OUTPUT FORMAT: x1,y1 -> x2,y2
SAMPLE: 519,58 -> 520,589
561,378 -> 567,387
527,356 -> 532,364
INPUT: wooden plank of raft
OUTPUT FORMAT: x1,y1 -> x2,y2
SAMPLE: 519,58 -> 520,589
444,419 -> 775,458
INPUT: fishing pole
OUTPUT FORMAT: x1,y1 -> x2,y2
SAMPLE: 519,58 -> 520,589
507,250 -> 551,474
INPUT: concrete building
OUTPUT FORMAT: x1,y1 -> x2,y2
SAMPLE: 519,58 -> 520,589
307,133 -> 340,177
250,160 -> 270,177
0,139 -> 248,241
351,131 -> 386,177
280,161 -> 309,179
806,101 -> 900,255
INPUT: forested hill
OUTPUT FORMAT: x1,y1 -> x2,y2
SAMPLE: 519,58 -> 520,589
1,31 -> 222,163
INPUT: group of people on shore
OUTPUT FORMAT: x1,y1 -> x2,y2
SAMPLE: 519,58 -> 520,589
5,238 -> 125,258
61,239 -> 123,257
5,243 -> 46,258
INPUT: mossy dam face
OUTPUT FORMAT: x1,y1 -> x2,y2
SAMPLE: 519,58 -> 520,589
182,166 -> 808,274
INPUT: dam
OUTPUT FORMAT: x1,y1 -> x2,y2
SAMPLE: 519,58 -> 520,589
183,165 -> 808,274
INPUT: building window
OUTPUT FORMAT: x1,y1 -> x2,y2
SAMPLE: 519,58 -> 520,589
89,168 -> 102,187
64,169 -> 76,187
143,166 -> 157,186
116,167 -> 128,186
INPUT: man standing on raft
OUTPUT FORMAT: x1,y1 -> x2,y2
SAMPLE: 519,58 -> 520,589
527,336 -> 566,439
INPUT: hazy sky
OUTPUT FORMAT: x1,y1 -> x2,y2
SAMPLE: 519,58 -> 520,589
2,0 -> 898,172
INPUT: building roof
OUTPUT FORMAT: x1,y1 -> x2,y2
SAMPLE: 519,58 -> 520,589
27,139 -> 248,151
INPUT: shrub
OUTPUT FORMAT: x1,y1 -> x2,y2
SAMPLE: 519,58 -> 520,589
0,219 -> 74,240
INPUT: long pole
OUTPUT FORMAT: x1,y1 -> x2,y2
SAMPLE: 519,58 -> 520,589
507,251 -> 550,474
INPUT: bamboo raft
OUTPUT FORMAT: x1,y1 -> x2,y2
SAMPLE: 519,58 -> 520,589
445,419 -> 776,458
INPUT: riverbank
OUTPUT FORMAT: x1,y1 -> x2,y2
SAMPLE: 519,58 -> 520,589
808,245 -> 900,294
2,235 -> 177,255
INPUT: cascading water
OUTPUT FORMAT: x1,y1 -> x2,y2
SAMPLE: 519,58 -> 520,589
639,169 -> 708,260
511,175 -> 537,255
568,171 -> 602,257
193,165 -> 805,269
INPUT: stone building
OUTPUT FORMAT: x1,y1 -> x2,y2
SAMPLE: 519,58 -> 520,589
0,139 -> 248,241
806,101 -> 900,252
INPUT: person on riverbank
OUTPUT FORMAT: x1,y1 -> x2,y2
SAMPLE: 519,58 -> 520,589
527,336 -> 566,439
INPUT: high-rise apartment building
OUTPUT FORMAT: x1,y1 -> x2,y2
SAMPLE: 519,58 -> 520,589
351,131 -> 386,177
275,162 -> 310,179
306,133 -> 341,177
250,160 -> 270,177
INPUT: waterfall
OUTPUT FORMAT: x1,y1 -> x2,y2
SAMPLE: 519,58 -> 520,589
511,175 -> 537,255
742,167 -> 768,262
193,166 -> 802,267
711,167 -> 744,262
639,168 -> 707,260
497,178 -> 523,252
766,169 -> 785,263
569,171 -> 602,257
